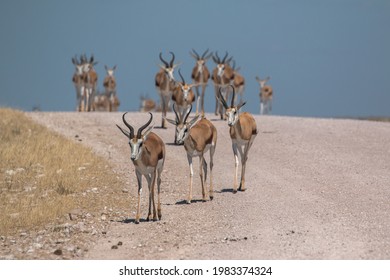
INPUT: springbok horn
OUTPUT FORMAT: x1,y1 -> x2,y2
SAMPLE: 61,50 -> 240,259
183,104 -> 193,123
218,87 -> 229,109
137,112 -> 153,139
222,52 -> 229,64
201,48 -> 209,59
169,52 -> 175,67
159,52 -> 169,67
191,49 -> 200,60
230,85 -> 236,107
172,103 -> 180,124
178,69 -> 185,84
122,112 -> 135,139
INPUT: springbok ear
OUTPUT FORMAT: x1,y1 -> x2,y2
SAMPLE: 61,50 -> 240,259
165,117 -> 177,126
116,124 -> 130,138
188,114 -> 201,129
142,124 -> 154,140
237,101 -> 247,111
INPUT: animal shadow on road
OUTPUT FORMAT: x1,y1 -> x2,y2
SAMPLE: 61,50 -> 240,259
175,199 -> 208,205
119,218 -> 148,224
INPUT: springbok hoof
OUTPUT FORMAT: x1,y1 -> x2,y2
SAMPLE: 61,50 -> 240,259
134,220 -> 140,224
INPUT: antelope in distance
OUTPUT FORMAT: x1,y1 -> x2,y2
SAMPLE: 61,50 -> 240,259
171,69 -> 196,121
218,85 -> 257,193
139,94 -> 156,112
155,51 -> 179,128
166,105 -> 217,204
71,56 -> 84,111
256,76 -> 273,115
190,49 -> 213,116
91,89 -> 110,111
116,112 -> 165,224
81,54 -> 98,112
231,60 -> 245,104
211,51 -> 235,119
103,65 -> 120,112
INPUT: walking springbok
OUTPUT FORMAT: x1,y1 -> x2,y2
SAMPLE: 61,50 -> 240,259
81,54 -> 98,112
231,60 -> 245,104
218,85 -> 257,193
211,51 -> 235,119
190,49 -> 212,116
71,56 -> 84,111
103,65 -> 119,111
172,69 -> 196,120
256,76 -> 273,115
116,112 -> 165,224
166,104 -> 217,203
155,52 -> 179,128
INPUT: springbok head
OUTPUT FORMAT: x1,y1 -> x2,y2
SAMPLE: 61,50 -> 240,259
72,56 -> 83,75
190,48 -> 213,73
116,112 -> 154,161
256,76 -> 271,88
81,54 -> 98,73
212,51 -> 233,77
105,65 -> 117,77
159,51 -> 180,82
218,85 -> 246,127
166,104 -> 200,145
177,69 -> 195,101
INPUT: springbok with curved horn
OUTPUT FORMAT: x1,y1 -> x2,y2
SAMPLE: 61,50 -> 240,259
218,85 -> 257,193
172,69 -> 196,120
71,56 -> 84,111
256,76 -> 273,115
231,60 -> 245,104
103,65 -> 120,111
81,54 -> 98,112
166,104 -> 217,203
190,49 -> 212,116
155,51 -> 179,128
116,112 -> 165,224
211,51 -> 235,119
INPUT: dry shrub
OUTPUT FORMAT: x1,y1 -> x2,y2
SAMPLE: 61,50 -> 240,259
0,108 -> 129,235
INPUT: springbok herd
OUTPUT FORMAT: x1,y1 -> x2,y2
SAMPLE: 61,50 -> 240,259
71,50 -> 273,115
72,50 -> 272,224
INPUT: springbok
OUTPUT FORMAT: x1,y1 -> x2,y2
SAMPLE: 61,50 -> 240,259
81,54 -> 98,112
116,112 -> 165,224
71,56 -> 84,111
231,60 -> 245,104
139,94 -> 156,112
155,51 -> 179,128
218,85 -> 257,193
190,49 -> 212,116
91,90 -> 110,111
211,51 -> 234,119
103,65 -> 119,112
166,105 -> 217,203
256,76 -> 273,115
172,69 -> 196,120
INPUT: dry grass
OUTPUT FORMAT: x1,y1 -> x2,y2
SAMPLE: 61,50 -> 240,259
0,108 -> 129,236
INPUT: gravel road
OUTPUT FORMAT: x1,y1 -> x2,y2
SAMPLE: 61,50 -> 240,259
27,112 -> 390,259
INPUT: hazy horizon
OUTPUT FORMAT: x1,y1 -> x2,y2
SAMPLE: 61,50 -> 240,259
1,0 -> 389,118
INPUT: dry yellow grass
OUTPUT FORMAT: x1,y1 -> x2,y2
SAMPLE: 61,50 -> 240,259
0,108 -> 128,236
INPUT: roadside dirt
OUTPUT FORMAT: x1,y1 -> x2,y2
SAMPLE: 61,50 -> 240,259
26,112 -> 390,259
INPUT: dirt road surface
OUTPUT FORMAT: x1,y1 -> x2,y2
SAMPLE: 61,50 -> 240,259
28,112 -> 390,259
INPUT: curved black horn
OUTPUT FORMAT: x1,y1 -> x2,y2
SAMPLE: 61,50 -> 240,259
169,51 -> 175,67
230,85 -> 235,107
191,49 -> 200,59
178,69 -> 185,84
215,51 -> 221,63
122,112 -> 135,139
218,87 -> 229,109
183,104 -> 192,123
172,103 -> 180,123
137,112 -> 153,138
222,52 -> 229,63
201,48 -> 209,59
159,52 -> 169,67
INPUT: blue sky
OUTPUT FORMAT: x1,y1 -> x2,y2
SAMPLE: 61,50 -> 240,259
0,0 -> 389,117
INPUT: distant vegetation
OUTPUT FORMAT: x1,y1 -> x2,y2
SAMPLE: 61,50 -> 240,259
0,108 -> 129,235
